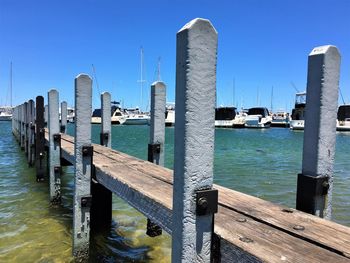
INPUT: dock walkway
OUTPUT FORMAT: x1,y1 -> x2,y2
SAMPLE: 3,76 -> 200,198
51,131 -> 350,262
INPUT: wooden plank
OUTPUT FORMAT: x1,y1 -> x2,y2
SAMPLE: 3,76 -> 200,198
216,207 -> 350,263
45,132 -> 350,262
215,185 -> 350,259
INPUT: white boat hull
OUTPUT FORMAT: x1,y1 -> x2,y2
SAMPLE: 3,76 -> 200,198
0,115 -> 11,121
245,115 -> 271,128
91,117 -> 101,124
123,115 -> 150,125
336,120 -> 350,131
290,120 -> 304,130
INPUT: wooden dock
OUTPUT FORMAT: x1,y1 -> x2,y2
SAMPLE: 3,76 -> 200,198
10,18 -> 350,262
44,131 -> 350,262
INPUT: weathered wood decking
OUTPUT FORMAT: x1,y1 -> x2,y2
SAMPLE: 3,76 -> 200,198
48,131 -> 350,262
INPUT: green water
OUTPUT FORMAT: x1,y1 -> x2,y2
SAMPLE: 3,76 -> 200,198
0,122 -> 349,262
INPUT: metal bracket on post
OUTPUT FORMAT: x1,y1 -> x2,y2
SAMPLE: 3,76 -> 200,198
146,142 -> 163,237
81,195 -> 92,208
100,132 -> 109,146
39,128 -> 45,138
52,166 -> 62,204
54,166 -> 61,179
196,189 -> 219,216
296,173 -> 329,213
82,145 -> 93,157
147,143 -> 161,162
146,218 -> 162,237
53,133 -> 61,147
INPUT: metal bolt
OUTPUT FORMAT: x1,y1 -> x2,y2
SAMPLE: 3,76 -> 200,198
293,225 -> 305,231
282,208 -> 294,213
198,197 -> 208,210
239,237 -> 253,243
236,218 -> 247,223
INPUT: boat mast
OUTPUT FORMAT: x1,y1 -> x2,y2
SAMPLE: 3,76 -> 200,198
138,47 -> 146,111
270,86 -> 274,113
10,62 -> 12,108
157,56 -> 161,81
232,77 -> 235,107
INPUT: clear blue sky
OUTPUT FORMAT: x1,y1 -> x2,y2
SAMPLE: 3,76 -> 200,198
1,0 -> 349,112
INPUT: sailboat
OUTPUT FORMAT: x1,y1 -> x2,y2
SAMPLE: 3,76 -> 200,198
123,47 -> 150,125
0,62 -> 13,121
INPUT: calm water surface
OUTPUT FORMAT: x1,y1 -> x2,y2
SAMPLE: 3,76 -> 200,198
0,122 -> 349,262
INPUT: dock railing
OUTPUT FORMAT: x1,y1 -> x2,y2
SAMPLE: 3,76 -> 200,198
11,18 -> 350,262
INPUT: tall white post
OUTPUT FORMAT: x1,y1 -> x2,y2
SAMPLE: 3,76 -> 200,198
146,81 -> 166,237
101,92 -> 111,147
73,74 -> 93,259
172,18 -> 218,262
44,105 -> 48,125
48,89 -> 61,204
297,45 -> 341,219
27,99 -> 35,165
149,81 -> 166,166
61,101 -> 67,133
24,102 -> 28,154
90,91 -> 112,231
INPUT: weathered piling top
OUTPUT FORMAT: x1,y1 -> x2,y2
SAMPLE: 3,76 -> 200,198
46,130 -> 350,262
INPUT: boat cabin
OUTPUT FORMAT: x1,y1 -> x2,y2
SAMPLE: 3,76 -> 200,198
215,107 -> 238,120
247,107 -> 269,117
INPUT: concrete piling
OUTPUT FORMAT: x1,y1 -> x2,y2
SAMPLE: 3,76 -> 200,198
44,105 -> 48,126
73,74 -> 93,259
48,90 -> 61,204
24,102 -> 29,155
149,81 -> 166,166
61,101 -> 67,133
146,81 -> 166,237
35,96 -> 45,181
296,45 -> 341,219
27,99 -> 35,166
100,92 -> 111,147
91,91 -> 112,231
20,104 -> 24,148
172,18 -> 218,262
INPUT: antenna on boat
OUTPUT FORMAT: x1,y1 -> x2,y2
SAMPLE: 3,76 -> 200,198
91,64 -> 101,95
290,81 -> 299,93
339,87 -> 346,105
232,78 -> 235,107
157,56 -> 161,81
270,86 -> 274,113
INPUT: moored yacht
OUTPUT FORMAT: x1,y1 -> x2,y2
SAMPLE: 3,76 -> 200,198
111,107 -> 125,125
215,107 -> 245,128
165,103 -> 175,127
336,105 -> 350,131
67,107 -> 75,123
0,107 -> 12,121
122,108 -> 150,125
91,108 -> 102,124
271,111 -> 290,127
244,107 -> 272,128
290,92 -> 306,130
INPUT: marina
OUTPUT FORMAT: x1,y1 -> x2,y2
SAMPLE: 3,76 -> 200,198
1,2 -> 350,259
3,19 -> 350,261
